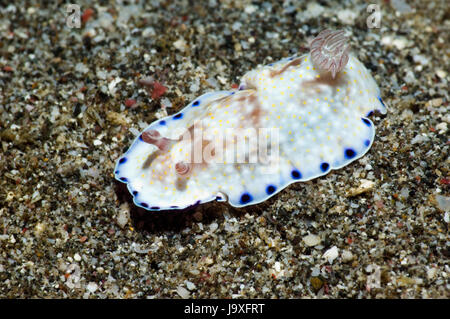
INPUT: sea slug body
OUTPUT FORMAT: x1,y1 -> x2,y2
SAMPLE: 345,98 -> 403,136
115,30 -> 387,211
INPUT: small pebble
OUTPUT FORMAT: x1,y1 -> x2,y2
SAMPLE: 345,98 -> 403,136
34,222 -> 46,236
435,69 -> 447,79
391,0 -> 413,13
139,76 -> 154,86
173,38 -> 188,52
347,179 -> 375,197
427,267 -> 437,280
310,277 -> 323,292
81,8 -> 95,23
435,122 -> 447,134
86,282 -> 98,293
435,195 -> 450,212
303,234 -> 321,247
124,99 -> 137,108
337,9 -> 357,25
341,250 -> 354,263
323,246 -> 339,264
151,82 -> 167,99
116,203 -> 130,228
425,98 -> 443,107
185,281 -> 196,291
176,286 -> 190,299
161,98 -> 172,108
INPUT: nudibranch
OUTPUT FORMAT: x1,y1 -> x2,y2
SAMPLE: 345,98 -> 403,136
115,30 -> 387,211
